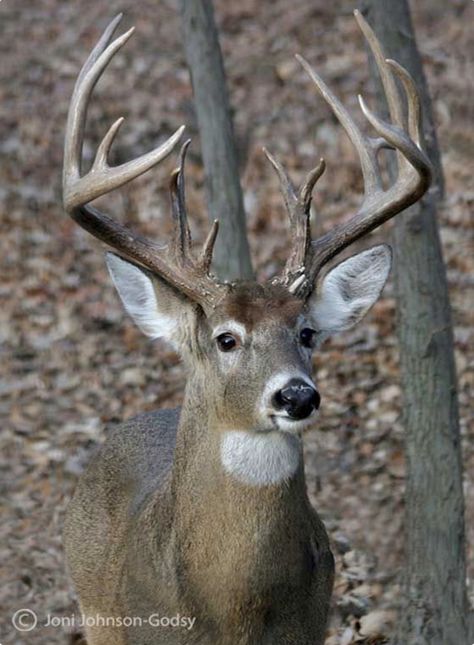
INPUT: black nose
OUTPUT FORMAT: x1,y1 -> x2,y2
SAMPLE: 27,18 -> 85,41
272,378 -> 320,420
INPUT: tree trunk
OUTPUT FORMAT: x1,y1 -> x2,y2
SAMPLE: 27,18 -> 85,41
358,2 -> 469,644
179,0 -> 253,281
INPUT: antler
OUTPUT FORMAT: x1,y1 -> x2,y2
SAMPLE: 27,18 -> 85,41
269,10 -> 433,298
63,14 -> 225,309
263,149 -> 326,294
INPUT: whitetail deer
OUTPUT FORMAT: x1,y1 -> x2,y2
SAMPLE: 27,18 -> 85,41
62,11 -> 432,645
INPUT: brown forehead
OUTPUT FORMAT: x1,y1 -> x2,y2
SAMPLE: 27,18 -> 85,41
218,282 -> 303,330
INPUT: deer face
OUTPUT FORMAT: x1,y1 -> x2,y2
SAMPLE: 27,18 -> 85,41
106,244 -> 391,436
202,283 -> 319,434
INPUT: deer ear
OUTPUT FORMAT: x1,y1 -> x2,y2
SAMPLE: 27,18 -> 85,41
309,244 -> 392,334
105,252 -> 185,344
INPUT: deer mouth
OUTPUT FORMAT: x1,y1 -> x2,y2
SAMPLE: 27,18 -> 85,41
269,412 -> 316,434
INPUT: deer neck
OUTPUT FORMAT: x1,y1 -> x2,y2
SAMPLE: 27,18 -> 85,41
172,377 -> 306,497
163,379 -> 315,626
169,377 -> 310,544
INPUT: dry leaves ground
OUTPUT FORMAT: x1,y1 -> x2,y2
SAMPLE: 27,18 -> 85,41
0,1 -> 472,644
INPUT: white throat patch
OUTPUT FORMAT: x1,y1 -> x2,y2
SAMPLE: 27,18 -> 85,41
220,431 -> 302,486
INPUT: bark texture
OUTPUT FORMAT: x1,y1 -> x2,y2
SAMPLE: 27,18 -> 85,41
359,2 -> 469,644
179,0 -> 253,281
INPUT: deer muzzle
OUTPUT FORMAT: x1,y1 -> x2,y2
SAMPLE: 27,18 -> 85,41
272,378 -> 320,420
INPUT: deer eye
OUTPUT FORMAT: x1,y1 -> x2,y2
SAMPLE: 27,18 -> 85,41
216,333 -> 239,352
299,327 -> 316,349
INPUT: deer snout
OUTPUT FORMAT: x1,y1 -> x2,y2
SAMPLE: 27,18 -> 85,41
272,378 -> 320,420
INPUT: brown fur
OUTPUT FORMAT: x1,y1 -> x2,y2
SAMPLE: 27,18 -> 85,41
220,282 -> 303,329
64,283 -> 335,645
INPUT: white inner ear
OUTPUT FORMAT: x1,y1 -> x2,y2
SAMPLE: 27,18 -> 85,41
310,244 -> 392,333
106,253 -> 178,341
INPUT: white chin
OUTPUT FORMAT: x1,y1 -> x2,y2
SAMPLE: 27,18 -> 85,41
270,413 -> 316,433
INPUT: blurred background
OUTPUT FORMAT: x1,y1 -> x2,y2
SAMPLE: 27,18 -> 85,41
0,1 -> 472,643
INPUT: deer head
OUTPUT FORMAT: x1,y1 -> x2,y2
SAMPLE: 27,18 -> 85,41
63,12 -> 431,459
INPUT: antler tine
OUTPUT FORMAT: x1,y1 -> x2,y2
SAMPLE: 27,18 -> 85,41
296,54 -> 382,195
285,159 -> 326,285
170,139 -> 193,260
386,59 -> 422,146
199,220 -> 220,273
264,146 -> 325,289
263,148 -> 298,219
169,140 -> 221,276
76,13 -> 124,87
354,11 -> 405,133
299,159 -> 326,215
63,16 -> 226,309
263,149 -> 326,223
276,11 -> 432,298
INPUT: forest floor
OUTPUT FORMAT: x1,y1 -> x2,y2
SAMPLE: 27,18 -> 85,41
1,1 -> 473,643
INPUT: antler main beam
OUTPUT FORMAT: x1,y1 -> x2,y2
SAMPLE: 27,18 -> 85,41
63,14 -> 225,308
270,10 -> 432,298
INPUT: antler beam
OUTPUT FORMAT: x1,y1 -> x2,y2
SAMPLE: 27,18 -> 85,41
270,10 -> 432,298
63,14 -> 225,309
